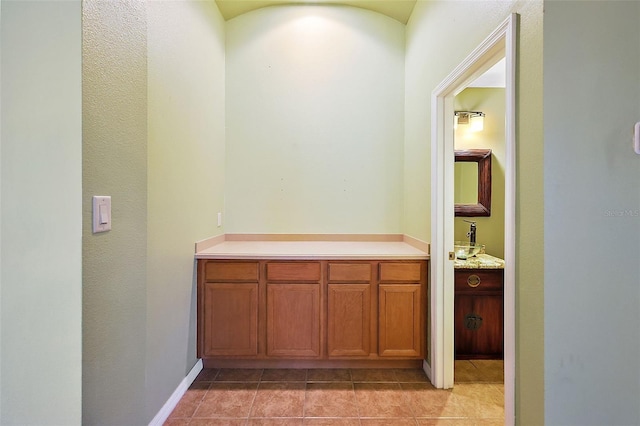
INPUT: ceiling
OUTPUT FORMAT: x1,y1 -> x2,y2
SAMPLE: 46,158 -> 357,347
213,0 -> 505,87
215,0 -> 418,24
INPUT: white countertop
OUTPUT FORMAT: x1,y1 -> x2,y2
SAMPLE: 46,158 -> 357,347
195,240 -> 430,260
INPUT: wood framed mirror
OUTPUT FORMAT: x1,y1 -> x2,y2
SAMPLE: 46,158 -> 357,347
454,149 -> 491,217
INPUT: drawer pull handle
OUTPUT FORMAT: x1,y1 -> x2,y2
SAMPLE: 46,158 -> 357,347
467,274 -> 481,287
464,313 -> 483,330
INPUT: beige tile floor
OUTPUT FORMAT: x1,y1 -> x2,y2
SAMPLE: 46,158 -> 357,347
165,362 -> 504,425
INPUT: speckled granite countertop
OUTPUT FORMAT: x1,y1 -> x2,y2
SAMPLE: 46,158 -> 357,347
454,253 -> 504,269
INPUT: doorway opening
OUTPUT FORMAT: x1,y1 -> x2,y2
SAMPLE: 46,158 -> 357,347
429,13 -> 517,426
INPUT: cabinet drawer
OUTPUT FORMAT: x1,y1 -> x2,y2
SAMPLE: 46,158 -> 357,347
379,262 -> 422,282
205,261 -> 259,282
455,269 -> 503,292
267,262 -> 321,282
328,263 -> 372,282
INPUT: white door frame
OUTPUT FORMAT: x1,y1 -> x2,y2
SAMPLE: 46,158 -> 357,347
430,13 -> 517,425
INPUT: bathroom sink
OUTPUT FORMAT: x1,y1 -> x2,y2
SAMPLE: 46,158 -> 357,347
454,242 -> 484,260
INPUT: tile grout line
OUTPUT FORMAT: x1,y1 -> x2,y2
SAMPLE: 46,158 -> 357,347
246,369 -> 264,421
302,368 -> 309,419
350,378 -> 361,423
188,371 -> 216,422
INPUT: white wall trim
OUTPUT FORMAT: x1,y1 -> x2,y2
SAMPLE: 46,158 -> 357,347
422,359 -> 432,381
148,359 -> 203,426
430,13 -> 517,426
502,14 -> 518,426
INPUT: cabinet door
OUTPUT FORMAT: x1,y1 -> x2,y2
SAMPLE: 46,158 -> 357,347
454,294 -> 476,357
454,294 -> 503,359
378,284 -> 422,357
202,283 -> 258,357
472,295 -> 503,356
267,283 -> 320,357
327,283 -> 371,357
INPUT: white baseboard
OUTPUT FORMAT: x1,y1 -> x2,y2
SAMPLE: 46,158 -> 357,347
149,359 -> 203,426
422,359 -> 432,381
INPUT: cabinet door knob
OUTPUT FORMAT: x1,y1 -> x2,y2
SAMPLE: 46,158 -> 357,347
467,274 -> 481,287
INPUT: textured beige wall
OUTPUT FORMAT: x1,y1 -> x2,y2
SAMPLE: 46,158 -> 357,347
82,1 -> 148,424
83,1 -> 226,422
1,1 -> 82,424
225,5 -> 405,234
544,1 -> 640,424
404,1 -> 544,424
146,0 -> 226,420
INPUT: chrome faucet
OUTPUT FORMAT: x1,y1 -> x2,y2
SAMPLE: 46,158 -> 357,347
464,220 -> 477,245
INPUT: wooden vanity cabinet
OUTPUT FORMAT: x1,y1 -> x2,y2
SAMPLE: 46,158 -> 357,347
197,258 -> 428,366
454,268 -> 504,359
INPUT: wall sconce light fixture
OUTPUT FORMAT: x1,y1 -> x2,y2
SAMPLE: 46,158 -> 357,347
455,111 -> 485,132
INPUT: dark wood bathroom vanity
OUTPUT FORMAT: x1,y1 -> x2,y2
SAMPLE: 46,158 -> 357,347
454,255 -> 504,359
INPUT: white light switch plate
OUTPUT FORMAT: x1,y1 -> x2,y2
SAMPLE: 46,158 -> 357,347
634,122 -> 640,154
93,196 -> 111,233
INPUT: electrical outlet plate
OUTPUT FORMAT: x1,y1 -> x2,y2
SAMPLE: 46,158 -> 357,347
634,122 -> 640,154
